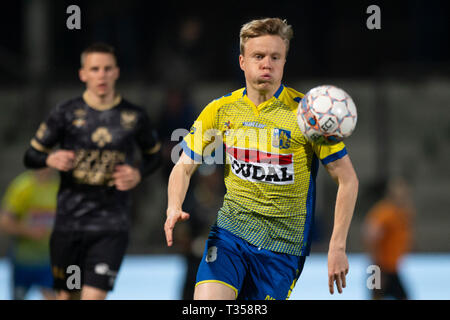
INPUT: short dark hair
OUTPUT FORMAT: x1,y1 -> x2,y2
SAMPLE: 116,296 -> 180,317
80,42 -> 117,67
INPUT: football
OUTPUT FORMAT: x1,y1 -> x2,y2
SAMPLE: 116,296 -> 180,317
297,85 -> 357,144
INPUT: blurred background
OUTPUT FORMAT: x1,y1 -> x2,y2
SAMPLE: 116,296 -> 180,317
0,0 -> 449,300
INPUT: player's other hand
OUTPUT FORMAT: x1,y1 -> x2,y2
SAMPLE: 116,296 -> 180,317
327,248 -> 349,295
113,165 -> 141,191
46,150 -> 75,172
164,207 -> 190,247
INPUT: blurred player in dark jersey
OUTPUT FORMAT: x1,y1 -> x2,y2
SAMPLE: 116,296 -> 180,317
23,43 -> 161,300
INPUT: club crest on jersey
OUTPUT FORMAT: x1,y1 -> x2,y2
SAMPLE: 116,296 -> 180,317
272,128 -> 291,149
121,111 -> 138,130
72,108 -> 87,127
91,127 -> 112,147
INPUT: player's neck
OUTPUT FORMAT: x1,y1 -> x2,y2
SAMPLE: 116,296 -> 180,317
245,84 -> 280,106
83,90 -> 121,111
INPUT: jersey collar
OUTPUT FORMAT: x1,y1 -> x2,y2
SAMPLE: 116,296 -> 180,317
83,91 -> 122,111
242,84 -> 285,115
242,84 -> 285,99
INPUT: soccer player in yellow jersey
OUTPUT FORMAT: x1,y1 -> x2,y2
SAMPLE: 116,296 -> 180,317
164,18 -> 359,300
0,168 -> 58,299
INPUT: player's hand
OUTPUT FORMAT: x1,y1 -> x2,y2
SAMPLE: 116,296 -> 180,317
113,165 -> 141,191
46,150 -> 75,171
327,248 -> 349,294
164,207 -> 190,247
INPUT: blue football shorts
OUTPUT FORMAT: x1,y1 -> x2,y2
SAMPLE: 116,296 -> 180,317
195,225 -> 306,300
13,263 -> 54,290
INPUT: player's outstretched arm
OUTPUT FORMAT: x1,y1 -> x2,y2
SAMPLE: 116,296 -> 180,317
324,154 -> 359,294
164,152 -> 199,247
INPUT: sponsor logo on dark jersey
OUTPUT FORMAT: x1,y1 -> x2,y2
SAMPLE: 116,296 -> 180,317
73,149 -> 125,186
91,127 -> 112,148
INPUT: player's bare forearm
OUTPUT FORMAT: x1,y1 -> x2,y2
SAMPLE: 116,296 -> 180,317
164,152 -> 199,246
167,152 -> 199,210
167,163 -> 191,211
325,155 -> 358,250
329,177 -> 358,250
325,154 -> 358,294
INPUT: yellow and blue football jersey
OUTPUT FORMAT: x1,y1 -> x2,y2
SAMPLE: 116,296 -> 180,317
1,171 -> 58,264
182,85 -> 347,256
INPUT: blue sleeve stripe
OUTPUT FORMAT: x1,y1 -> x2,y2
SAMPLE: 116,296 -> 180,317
181,140 -> 203,162
321,147 -> 348,165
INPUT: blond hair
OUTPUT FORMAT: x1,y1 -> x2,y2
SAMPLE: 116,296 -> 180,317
239,18 -> 293,55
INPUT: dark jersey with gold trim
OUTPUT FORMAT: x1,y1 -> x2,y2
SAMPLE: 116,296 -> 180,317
30,95 -> 159,231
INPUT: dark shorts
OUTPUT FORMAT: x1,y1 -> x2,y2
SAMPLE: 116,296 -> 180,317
196,226 -> 306,300
50,230 -> 128,292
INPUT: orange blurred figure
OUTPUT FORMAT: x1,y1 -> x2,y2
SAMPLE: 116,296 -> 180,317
363,177 -> 414,299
